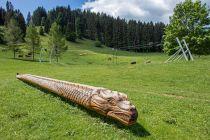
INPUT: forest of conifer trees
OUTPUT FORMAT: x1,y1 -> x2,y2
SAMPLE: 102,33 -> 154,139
0,1 -> 165,52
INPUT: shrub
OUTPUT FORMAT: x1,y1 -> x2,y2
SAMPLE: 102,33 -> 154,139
39,26 -> 44,35
95,41 -> 102,48
0,27 -> 5,44
66,32 -> 77,42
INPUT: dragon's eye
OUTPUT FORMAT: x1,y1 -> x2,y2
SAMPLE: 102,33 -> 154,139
118,98 -> 123,102
108,98 -> 116,105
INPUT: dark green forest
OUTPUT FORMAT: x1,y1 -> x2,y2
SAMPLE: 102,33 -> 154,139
0,1 -> 165,52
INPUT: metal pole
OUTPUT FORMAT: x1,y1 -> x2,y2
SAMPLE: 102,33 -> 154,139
176,37 -> 188,61
112,48 -> 114,64
50,46 -> 54,63
165,48 -> 181,63
182,39 -> 194,61
39,48 -> 42,63
39,48 -> 44,63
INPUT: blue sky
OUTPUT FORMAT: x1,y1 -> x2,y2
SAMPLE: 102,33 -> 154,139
0,0 -> 87,18
0,0 -> 209,23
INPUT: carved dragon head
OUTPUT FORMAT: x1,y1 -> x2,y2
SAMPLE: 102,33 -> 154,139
90,89 -> 138,125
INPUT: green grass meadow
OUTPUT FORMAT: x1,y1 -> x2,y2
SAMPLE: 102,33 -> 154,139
0,38 -> 210,139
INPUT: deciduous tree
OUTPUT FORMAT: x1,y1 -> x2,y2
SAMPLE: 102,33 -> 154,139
48,22 -> 67,62
164,0 -> 210,55
26,23 -> 40,61
5,18 -> 23,58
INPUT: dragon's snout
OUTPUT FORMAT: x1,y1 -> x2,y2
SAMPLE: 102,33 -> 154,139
129,107 -> 138,122
107,104 -> 138,125
90,89 -> 138,125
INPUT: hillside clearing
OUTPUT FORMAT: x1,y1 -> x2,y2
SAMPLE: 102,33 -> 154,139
0,39 -> 210,139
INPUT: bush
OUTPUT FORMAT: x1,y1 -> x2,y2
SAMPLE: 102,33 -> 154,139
0,34 -> 4,44
95,41 -> 102,48
39,26 -> 44,35
66,32 -> 77,42
0,28 -> 5,44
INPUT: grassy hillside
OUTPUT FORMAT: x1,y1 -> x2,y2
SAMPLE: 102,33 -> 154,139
0,37 -> 210,139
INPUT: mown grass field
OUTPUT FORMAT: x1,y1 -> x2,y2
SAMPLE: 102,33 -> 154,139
0,38 -> 210,139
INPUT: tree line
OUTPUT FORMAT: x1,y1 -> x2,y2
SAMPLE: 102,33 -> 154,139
28,5 -> 165,52
0,1 -> 26,40
1,0 -> 208,58
0,1 -> 166,60
0,1 -> 66,62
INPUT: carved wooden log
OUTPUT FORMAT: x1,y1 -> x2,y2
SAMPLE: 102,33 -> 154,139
16,74 -> 138,125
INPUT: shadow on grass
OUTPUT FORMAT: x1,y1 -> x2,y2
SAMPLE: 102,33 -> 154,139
21,81 -> 151,137
12,58 -> 69,66
9,58 -> 49,63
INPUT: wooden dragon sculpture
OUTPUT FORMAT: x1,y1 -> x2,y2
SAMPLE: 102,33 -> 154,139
16,74 -> 138,125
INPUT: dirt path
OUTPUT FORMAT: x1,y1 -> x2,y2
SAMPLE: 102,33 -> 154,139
146,91 -> 210,102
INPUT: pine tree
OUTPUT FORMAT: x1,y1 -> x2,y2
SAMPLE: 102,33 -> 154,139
104,16 -> 113,47
112,20 -> 118,48
96,15 -> 102,41
56,12 -> 65,32
6,1 -> 14,11
5,18 -> 23,58
5,1 -> 14,25
41,17 -> 46,26
13,10 -> 26,37
65,22 -> 77,42
0,7 -> 6,25
48,22 -> 67,62
44,18 -> 50,33
26,12 -> 31,25
76,15 -> 85,39
0,27 -> 5,44
3,2 -> 26,38
122,20 -> 128,47
117,18 -> 124,48
26,23 -> 40,61
86,11 -> 96,40
32,7 -> 47,26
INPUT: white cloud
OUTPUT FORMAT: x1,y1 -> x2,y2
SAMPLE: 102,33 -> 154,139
82,0 -> 210,23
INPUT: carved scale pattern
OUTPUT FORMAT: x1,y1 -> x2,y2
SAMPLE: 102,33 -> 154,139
16,74 -> 99,107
